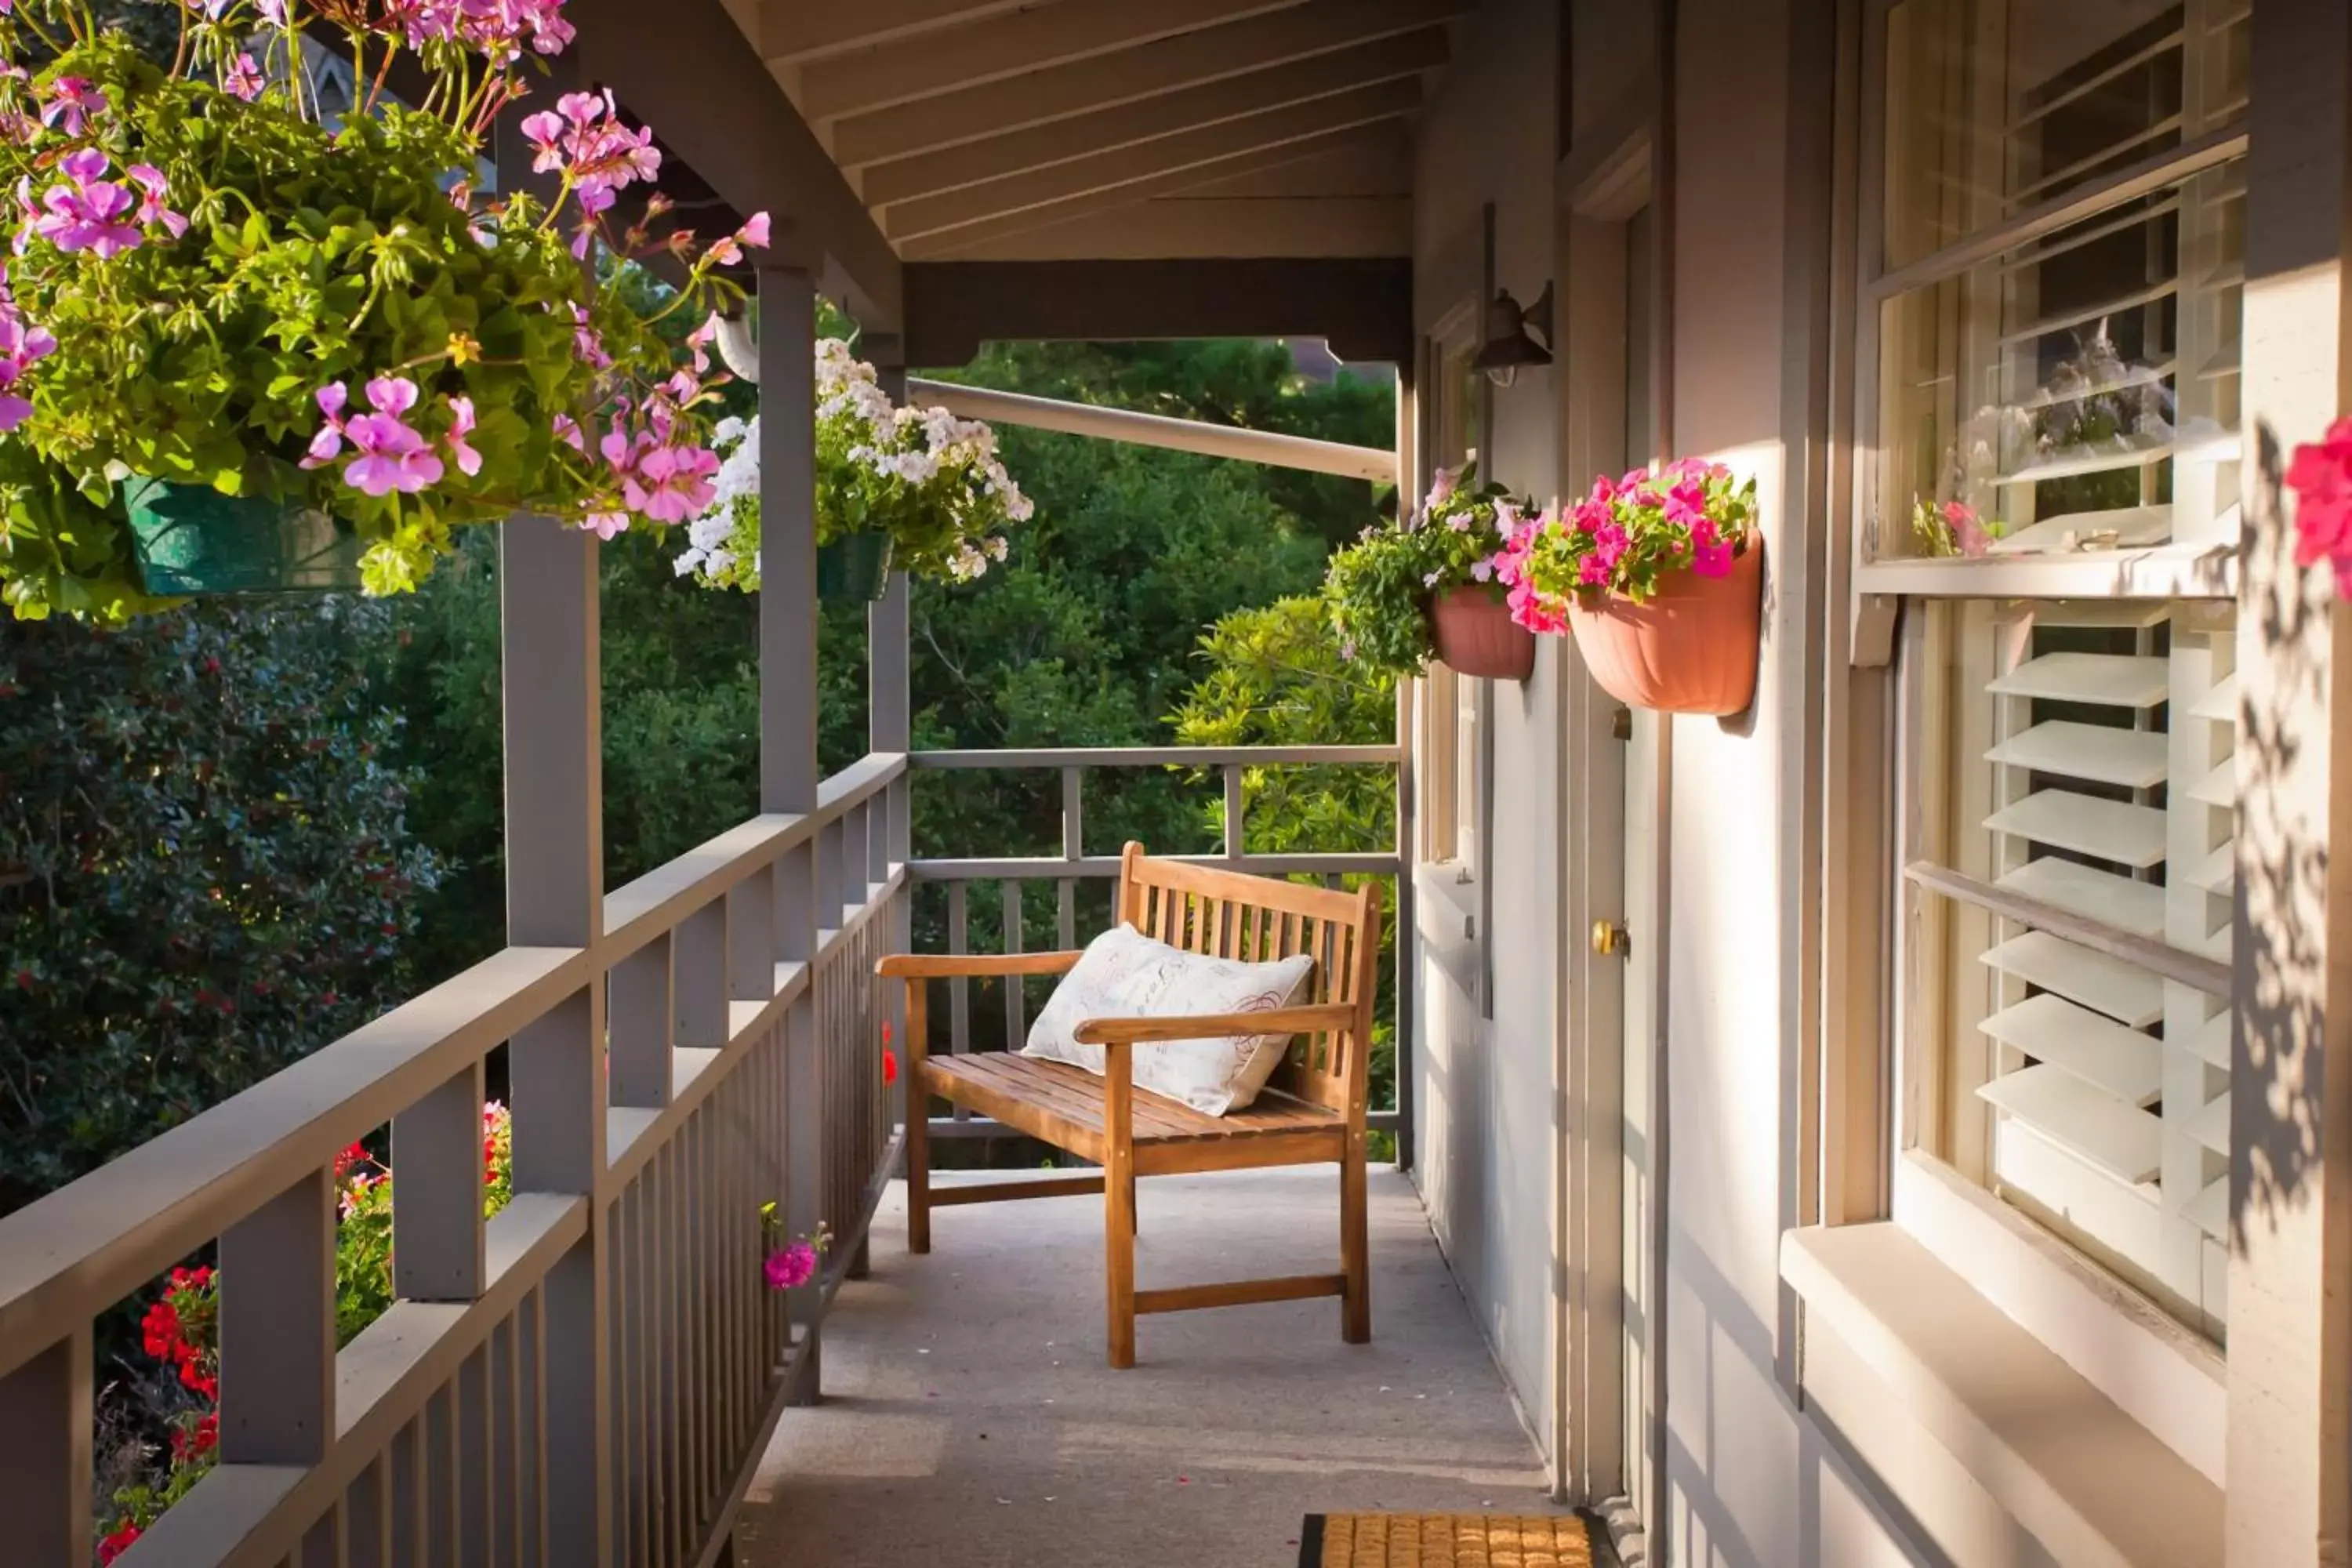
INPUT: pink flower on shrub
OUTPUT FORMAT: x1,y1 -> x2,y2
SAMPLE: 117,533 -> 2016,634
1693,540 -> 1735,577
31,151 -> 143,257
126,165 -> 187,239
705,211 -> 775,268
445,395 -> 483,477
39,77 -> 104,136
2288,416 -> 2352,597
224,53 -> 266,101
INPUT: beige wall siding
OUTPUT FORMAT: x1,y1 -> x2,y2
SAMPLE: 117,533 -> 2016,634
1655,9 -> 1912,1559
1406,0 -> 1566,1466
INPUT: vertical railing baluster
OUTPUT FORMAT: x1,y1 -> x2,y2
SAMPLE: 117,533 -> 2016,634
949,880 -> 972,1070
488,1320 -> 520,1568
1001,880 -> 1027,1046
1225,763 -> 1246,863
0,1328 -> 89,1567
458,1348 -> 489,1568
427,1386 -> 456,1568
1060,768 -> 1082,949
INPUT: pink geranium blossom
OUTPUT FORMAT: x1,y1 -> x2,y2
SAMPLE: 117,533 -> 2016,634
2288,416 -> 2352,597
223,53 -> 266,101
307,376 -> 446,495
445,395 -> 482,477
40,78 -> 104,136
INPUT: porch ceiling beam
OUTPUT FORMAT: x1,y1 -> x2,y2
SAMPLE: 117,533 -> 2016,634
858,28 -> 1443,209
901,256 -> 1412,367
925,194 -> 1414,261
798,0 -> 1307,122
831,0 -> 1468,169
567,0 -> 901,325
884,78 -> 1421,242
906,378 -> 1396,479
755,0 -> 1035,64
898,122 -> 1392,257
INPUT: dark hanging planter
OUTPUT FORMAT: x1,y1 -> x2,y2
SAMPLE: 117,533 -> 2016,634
815,531 -> 894,603
1428,583 -> 1536,681
122,477 -> 365,599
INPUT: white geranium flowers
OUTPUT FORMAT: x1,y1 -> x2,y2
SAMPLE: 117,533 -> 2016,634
675,339 -> 1031,591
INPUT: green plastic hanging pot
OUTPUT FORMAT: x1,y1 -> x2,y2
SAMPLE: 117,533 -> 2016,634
122,477 -> 365,597
815,532 -> 893,603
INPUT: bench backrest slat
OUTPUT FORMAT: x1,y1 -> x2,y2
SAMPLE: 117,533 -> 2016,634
1112,842 -> 1382,1120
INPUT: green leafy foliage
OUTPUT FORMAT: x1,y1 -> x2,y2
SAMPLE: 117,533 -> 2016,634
0,18 -> 742,622
0,599 -> 441,1213
1323,463 -> 1530,677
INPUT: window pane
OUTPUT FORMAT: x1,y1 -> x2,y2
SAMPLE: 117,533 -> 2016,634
1871,158 -> 2243,562
1918,596 -> 2233,1338
1884,0 -> 2252,272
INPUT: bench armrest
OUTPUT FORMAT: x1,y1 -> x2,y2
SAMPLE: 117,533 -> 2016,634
877,950 -> 1085,979
1073,1003 -> 1357,1046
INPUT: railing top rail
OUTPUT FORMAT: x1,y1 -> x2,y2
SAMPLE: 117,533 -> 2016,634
910,851 -> 1399,881
0,944 -> 587,1374
0,752 -> 911,1378
911,745 -> 1401,770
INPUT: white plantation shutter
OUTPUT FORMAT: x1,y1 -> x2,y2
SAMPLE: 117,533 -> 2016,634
1966,601 -> 2234,1333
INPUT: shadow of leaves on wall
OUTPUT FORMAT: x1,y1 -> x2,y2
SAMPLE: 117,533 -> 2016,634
2233,416 -> 2328,1255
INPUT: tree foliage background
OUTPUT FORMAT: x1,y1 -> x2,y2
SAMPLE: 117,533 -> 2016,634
0,332 -> 1400,1218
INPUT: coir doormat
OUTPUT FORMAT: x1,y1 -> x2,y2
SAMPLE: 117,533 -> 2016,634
1299,1512 -> 1598,1567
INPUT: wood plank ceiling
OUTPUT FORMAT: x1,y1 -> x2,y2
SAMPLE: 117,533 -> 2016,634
717,0 -> 1468,261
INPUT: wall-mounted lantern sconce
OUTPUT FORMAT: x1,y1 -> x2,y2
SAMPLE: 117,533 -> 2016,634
1472,281 -> 1554,387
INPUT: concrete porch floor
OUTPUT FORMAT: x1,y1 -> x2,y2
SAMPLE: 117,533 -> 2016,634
738,1165 -> 1559,1567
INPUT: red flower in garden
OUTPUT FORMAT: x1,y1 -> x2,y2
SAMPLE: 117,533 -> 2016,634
98,1522 -> 141,1563
140,1299 -> 180,1359
882,1021 -> 898,1085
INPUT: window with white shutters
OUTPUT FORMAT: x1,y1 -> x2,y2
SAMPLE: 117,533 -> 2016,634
1861,0 -> 2249,1342
1916,597 -> 2233,1337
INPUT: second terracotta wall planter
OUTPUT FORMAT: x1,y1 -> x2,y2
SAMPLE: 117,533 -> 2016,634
1567,543 -> 1762,716
1430,584 -> 1537,681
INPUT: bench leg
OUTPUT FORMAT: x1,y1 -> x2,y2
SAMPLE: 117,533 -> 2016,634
1105,1044 -> 1137,1368
905,980 -> 931,1255
1340,1134 -> 1370,1344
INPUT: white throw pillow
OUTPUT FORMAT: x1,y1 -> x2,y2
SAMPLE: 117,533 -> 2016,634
1022,922 -> 1317,1116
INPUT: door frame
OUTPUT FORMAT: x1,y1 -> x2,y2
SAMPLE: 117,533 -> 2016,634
1549,116 -> 1671,1549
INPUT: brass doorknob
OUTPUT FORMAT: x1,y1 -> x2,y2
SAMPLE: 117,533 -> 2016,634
1592,920 -> 1629,957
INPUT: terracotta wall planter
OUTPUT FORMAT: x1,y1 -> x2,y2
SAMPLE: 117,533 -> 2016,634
1429,584 -> 1536,681
1567,542 -> 1762,715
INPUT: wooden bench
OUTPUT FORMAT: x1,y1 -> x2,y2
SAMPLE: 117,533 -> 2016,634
877,842 -> 1383,1367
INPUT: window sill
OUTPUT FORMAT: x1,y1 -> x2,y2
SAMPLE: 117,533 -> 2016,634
1412,862 -> 1481,999
1782,1222 -> 2223,1568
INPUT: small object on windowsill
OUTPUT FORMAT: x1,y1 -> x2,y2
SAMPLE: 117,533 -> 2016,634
2060,527 -> 2124,553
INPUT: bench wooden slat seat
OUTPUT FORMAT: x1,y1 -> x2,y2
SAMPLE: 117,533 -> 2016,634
879,841 -> 1382,1368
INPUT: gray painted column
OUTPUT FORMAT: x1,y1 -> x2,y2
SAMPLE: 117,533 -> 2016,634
759,267 -> 826,1396
2230,0 -> 2352,1559
499,514 -> 609,1566
866,355 -> 913,1282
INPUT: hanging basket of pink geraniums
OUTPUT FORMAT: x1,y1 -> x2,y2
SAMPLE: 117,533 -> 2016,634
1497,459 -> 1763,716
0,0 -> 766,624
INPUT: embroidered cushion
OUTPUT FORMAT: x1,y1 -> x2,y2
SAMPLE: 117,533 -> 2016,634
1022,922 -> 1316,1116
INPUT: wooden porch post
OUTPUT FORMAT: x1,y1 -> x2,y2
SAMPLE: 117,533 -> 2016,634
864,343 -> 915,1282
759,266 -> 825,1397
500,513 -> 609,1567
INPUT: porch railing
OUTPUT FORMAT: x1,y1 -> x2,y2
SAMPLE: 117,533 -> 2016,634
0,751 -> 910,1568
904,743 -> 1411,1144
